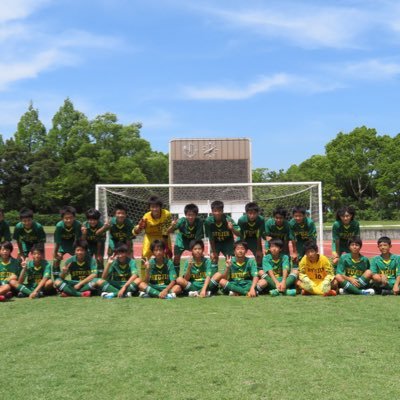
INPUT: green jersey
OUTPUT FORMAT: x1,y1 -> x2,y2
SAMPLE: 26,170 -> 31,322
25,260 -> 52,285
204,215 -> 239,243
264,218 -> 293,252
174,217 -> 204,241
83,221 -> 106,244
109,217 -> 134,243
0,257 -> 21,281
182,257 -> 213,282
336,253 -> 370,278
65,255 -> 98,281
332,220 -> 360,254
13,221 -> 46,248
107,257 -> 138,282
370,254 -> 400,279
148,257 -> 177,285
54,220 -> 82,246
0,220 -> 11,242
289,217 -> 316,247
226,257 -> 258,282
262,253 -> 291,278
238,215 -> 266,241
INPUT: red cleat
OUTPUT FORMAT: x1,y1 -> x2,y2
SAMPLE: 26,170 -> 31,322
4,291 -> 13,299
81,291 -> 91,297
0,295 -> 6,302
60,292 -> 69,297
301,289 -> 312,296
324,289 -> 337,297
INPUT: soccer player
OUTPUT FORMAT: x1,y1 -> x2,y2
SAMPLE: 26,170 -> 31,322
331,206 -> 360,265
0,241 -> 20,301
237,202 -> 265,266
264,207 -> 296,258
102,243 -> 141,298
173,239 -> 219,297
0,208 -> 11,242
335,236 -> 374,295
13,208 -> 46,261
289,206 -> 316,264
212,241 -> 258,297
204,200 -> 240,265
54,239 -> 119,298
298,240 -> 337,296
53,206 -> 82,278
137,240 -> 177,299
17,244 -> 55,299
257,238 -> 297,296
97,203 -> 135,257
167,203 -> 204,276
371,236 -> 400,295
133,196 -> 172,260
81,208 -> 106,273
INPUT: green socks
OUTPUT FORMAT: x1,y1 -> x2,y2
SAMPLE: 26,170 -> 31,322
17,284 -> 32,296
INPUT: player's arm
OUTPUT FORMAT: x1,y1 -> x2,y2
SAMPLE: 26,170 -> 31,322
331,222 -> 340,263
30,275 -> 49,299
248,260 -> 259,297
60,262 -> 70,279
143,258 -> 151,283
18,259 -> 27,283
221,256 -> 232,279
102,255 -> 115,279
81,224 -> 88,240
280,268 -> 289,292
96,218 -> 111,235
74,273 -> 97,290
227,217 -> 240,237
133,216 -> 147,235
336,258 -> 359,287
183,258 -> 193,281
166,217 -> 178,235
370,259 -> 385,284
393,275 -> 400,295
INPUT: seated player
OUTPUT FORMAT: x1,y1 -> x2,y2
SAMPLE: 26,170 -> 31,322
371,236 -> 400,295
237,202 -> 265,267
167,203 -> 204,276
13,208 -> 46,262
0,208 -> 11,242
97,203 -> 135,257
137,240 -> 177,299
289,206 -> 316,265
54,239 -> 119,298
102,243 -> 141,298
173,239 -> 219,298
212,241 -> 258,297
299,240 -> 337,296
336,236 -> 374,295
257,238 -> 297,296
204,200 -> 240,265
0,241 -> 20,301
53,206 -> 82,278
331,206 -> 360,265
17,244 -> 55,299
81,208 -> 106,274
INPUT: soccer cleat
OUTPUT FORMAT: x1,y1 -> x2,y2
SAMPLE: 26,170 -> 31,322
301,289 -> 311,296
381,289 -> 393,296
0,295 -> 6,302
188,290 -> 199,297
17,292 -> 27,298
102,292 -> 115,299
361,288 -> 375,296
4,291 -> 13,299
270,289 -> 280,297
139,291 -> 150,298
81,291 -> 91,297
126,292 -> 134,297
165,293 -> 176,299
60,292 -> 69,297
339,288 -> 347,295
285,289 -> 296,296
206,291 -> 212,297
323,289 -> 337,297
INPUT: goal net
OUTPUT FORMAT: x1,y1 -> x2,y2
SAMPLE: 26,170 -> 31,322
95,182 -> 324,255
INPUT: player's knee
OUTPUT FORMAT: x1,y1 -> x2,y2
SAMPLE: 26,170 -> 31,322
176,277 -> 186,286
172,285 -> 181,294
54,279 -> 63,288
138,282 -> 147,291
212,272 -> 222,282
219,278 -> 228,287
335,274 -> 344,283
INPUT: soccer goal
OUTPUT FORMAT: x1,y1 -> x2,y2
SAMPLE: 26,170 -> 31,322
95,182 -> 324,254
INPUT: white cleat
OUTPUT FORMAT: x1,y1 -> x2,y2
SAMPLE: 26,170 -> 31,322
188,291 -> 199,297
361,288 -> 375,296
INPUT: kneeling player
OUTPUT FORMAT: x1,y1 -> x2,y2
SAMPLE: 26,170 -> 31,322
0,241 -> 20,301
212,241 -> 258,297
137,240 -> 177,299
299,241 -> 337,296
336,236 -> 374,295
257,238 -> 297,296
102,243 -> 141,298
174,239 -> 219,298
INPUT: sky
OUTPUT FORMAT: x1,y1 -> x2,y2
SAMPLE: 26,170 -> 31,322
1,0 -> 400,171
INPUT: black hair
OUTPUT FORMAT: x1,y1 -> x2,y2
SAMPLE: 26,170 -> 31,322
60,206 -> 76,217
234,240 -> 248,251
377,236 -> 391,246
304,240 -> 318,253
115,243 -> 129,253
211,200 -> 224,211
292,206 -> 307,215
189,239 -> 204,251
86,208 -> 101,220
245,202 -> 260,213
148,196 -> 163,208
0,241 -> 13,252
336,206 -> 356,221
73,239 -> 88,251
19,207 -> 34,219
31,243 -> 45,255
347,236 -> 362,248
150,239 -> 166,252
184,203 -> 199,215
113,203 -> 127,213
269,238 -> 284,249
273,207 -> 287,218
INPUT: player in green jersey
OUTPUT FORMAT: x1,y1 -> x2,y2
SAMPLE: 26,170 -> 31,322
53,206 -> 82,278
102,243 -> 141,298
289,206 -> 317,265
331,206 -> 360,265
204,200 -> 240,264
174,239 -> 219,297
371,236 -> 400,295
0,208 -> 11,242
335,236 -> 374,295
97,203 -> 135,257
237,202 -> 265,267
81,208 -> 106,274
257,238 -> 298,296
264,207 -> 295,257
0,241 -> 20,301
167,203 -> 204,276
13,208 -> 46,261
54,240 -> 119,298
17,244 -> 55,298
212,241 -> 259,297
137,240 -> 177,299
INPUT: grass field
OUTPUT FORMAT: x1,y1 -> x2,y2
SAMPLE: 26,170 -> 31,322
1,295 -> 399,399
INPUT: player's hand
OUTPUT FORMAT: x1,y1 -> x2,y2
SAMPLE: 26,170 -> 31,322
280,280 -> 287,292
104,218 -> 111,228
144,258 -> 150,270
226,255 -> 232,268
56,252 -> 63,261
381,275 -> 388,285
292,253 -> 298,264
108,253 -> 116,262
349,277 -> 360,287
247,287 -> 257,298
74,283 -> 82,290
159,289 -> 168,299
332,255 -> 339,265
393,284 -> 399,295
227,221 -> 234,231
138,218 -> 146,230
169,218 -> 178,229
118,288 -> 126,298
29,291 -> 38,299
199,289 -> 207,298
21,259 -> 27,269
81,225 -> 87,234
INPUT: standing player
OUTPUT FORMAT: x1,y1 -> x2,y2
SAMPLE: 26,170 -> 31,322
237,202 -> 265,267
331,206 -> 360,265
336,236 -> 374,295
0,209 -> 11,242
167,203 -> 204,276
13,208 -> 46,262
204,200 -> 240,265
0,241 -> 20,301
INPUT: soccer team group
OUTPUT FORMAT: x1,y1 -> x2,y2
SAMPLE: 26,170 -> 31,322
0,196 -> 399,301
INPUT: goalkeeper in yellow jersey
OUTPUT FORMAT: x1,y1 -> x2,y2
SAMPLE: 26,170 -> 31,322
299,240 -> 337,296
134,196 -> 172,260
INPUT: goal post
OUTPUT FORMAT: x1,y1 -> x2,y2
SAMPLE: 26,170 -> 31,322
95,181 -> 324,254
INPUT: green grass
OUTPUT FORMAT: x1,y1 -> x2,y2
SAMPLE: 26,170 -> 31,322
1,296 -> 399,399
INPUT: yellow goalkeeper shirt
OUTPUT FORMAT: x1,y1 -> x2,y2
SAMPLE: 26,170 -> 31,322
299,254 -> 334,282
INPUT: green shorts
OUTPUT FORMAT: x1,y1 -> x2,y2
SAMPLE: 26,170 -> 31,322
148,283 -> 169,292
174,236 -> 191,257
87,242 -> 105,257
57,241 -> 75,256
21,242 -> 45,258
244,238 -> 258,258
61,278 -> 101,292
222,279 -> 252,294
214,241 -> 234,257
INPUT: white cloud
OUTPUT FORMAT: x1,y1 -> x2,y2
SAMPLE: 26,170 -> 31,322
341,59 -> 400,79
0,0 -> 49,23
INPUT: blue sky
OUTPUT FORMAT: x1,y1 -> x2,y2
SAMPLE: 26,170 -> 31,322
1,0 -> 400,171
